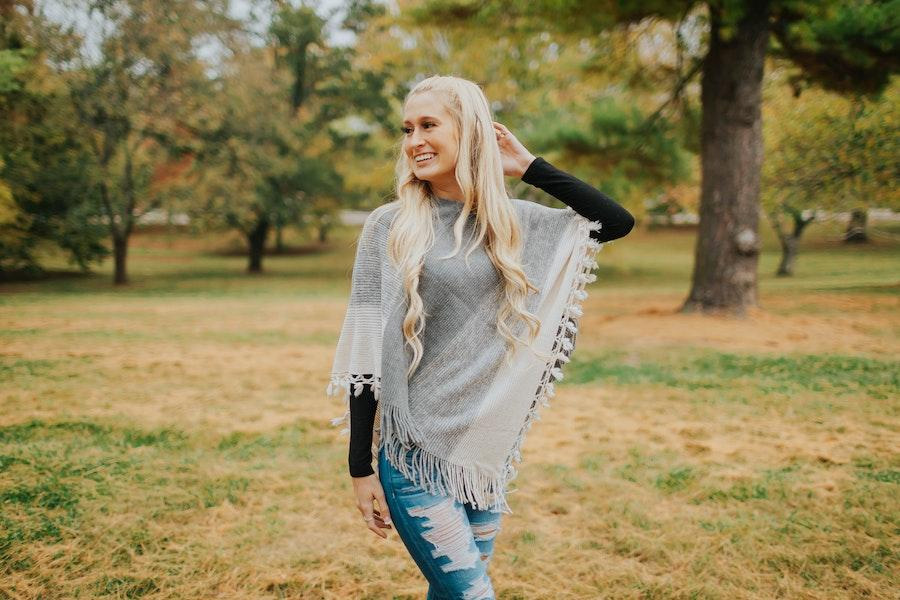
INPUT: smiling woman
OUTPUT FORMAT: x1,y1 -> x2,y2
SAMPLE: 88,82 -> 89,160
328,74 -> 634,598
402,100 -> 463,201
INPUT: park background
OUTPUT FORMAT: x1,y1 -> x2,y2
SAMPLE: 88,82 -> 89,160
1,0 -> 897,598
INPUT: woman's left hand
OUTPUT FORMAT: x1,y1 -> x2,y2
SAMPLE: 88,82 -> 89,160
493,121 -> 537,179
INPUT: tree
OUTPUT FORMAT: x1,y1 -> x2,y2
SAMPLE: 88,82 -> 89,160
522,97 -> 693,211
0,1 -> 107,275
268,1 -> 393,246
188,45 -> 339,273
188,2 -> 391,273
61,0 -> 236,284
763,78 -> 899,275
405,0 -> 899,315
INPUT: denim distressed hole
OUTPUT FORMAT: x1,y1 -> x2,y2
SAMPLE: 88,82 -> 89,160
463,572 -> 495,600
471,522 -> 500,542
405,498 -> 480,573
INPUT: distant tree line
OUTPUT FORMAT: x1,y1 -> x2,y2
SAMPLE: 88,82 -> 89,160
1,0 -> 896,301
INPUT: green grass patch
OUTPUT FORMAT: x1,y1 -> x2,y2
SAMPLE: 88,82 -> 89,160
94,575 -> 159,598
565,350 -> 898,401
0,358 -> 60,380
0,419 -> 325,575
654,466 -> 697,492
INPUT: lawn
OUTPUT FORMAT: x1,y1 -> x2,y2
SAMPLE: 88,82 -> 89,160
1,219 -> 897,599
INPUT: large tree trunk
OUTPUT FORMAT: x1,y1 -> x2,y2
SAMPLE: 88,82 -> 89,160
247,218 -> 269,273
682,2 -> 770,315
113,234 -> 128,285
100,182 -> 132,286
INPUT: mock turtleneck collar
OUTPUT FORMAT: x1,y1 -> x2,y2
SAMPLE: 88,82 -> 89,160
432,195 -> 470,216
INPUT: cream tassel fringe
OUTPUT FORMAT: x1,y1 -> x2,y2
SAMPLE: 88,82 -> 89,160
326,373 -> 381,436
501,213 -> 603,493
379,402 -> 513,514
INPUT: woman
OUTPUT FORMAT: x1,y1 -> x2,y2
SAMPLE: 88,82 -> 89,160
327,75 -> 634,599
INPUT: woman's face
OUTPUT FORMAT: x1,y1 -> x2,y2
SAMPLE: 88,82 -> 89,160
402,92 -> 460,194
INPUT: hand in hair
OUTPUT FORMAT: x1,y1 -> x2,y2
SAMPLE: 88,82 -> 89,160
493,121 -> 537,179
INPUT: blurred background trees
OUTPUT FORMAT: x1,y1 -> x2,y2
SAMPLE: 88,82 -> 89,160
186,2 -> 391,273
763,77 -> 899,276
1,0 -> 897,296
407,0 -> 898,314
0,1 -> 107,275
65,0 -> 239,284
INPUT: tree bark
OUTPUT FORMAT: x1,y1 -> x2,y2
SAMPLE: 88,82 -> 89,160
844,209 -> 868,243
101,181 -> 131,286
682,2 -> 770,315
776,235 -> 797,277
776,209 -> 814,277
275,223 -> 285,254
113,234 -> 129,285
247,218 -> 269,273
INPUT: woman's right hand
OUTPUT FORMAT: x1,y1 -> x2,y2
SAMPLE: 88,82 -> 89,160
352,474 -> 393,539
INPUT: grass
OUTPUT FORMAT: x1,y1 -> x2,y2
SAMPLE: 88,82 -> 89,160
565,350 -> 898,401
0,219 -> 898,599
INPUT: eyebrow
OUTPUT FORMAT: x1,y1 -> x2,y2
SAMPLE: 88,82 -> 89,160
402,116 -> 441,124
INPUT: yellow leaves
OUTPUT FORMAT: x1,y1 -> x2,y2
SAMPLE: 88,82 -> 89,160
0,176 -> 18,227
762,76 -> 899,211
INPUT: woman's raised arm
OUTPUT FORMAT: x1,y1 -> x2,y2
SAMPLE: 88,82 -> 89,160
521,156 -> 635,243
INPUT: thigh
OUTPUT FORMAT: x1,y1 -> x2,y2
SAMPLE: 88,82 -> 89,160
378,446 -> 496,600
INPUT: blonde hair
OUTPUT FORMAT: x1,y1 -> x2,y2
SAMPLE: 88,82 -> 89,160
388,75 -> 544,379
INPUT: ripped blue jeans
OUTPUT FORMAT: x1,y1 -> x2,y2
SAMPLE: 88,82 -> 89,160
378,445 -> 503,600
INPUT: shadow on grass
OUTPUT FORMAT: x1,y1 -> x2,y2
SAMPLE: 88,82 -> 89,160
0,268 -> 94,284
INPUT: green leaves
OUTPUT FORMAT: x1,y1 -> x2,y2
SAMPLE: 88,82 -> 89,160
763,80 -> 900,212
772,0 -> 900,95
526,97 -> 693,206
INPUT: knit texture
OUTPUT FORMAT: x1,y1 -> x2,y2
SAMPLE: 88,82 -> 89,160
327,196 -> 603,514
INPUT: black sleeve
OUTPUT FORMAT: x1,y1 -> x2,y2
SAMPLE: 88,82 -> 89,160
348,375 -> 378,477
521,156 -> 635,243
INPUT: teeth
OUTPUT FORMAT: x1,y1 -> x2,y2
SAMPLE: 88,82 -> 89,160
415,153 -> 436,162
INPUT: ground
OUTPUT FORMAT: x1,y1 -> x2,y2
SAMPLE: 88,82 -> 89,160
0,221 -> 897,599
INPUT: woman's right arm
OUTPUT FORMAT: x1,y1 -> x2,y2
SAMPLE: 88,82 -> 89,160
348,377 -> 393,538
348,377 -> 378,477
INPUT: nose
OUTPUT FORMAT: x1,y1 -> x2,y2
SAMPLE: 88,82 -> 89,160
409,126 -> 426,151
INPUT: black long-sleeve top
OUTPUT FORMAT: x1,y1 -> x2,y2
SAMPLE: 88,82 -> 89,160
347,156 -> 634,477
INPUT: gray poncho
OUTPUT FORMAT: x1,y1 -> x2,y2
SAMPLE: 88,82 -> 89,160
327,196 -> 603,514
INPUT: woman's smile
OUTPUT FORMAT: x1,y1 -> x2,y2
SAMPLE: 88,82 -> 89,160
414,152 -> 437,165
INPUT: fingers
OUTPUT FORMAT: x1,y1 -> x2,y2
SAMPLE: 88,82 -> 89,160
493,121 -> 510,141
367,511 -> 389,538
358,495 -> 393,539
375,492 -> 393,527
361,505 -> 387,539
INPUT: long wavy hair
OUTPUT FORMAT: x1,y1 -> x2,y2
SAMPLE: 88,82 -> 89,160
388,75 -> 546,379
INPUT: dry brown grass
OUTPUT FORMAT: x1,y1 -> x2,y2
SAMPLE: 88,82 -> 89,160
1,226 -> 897,599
